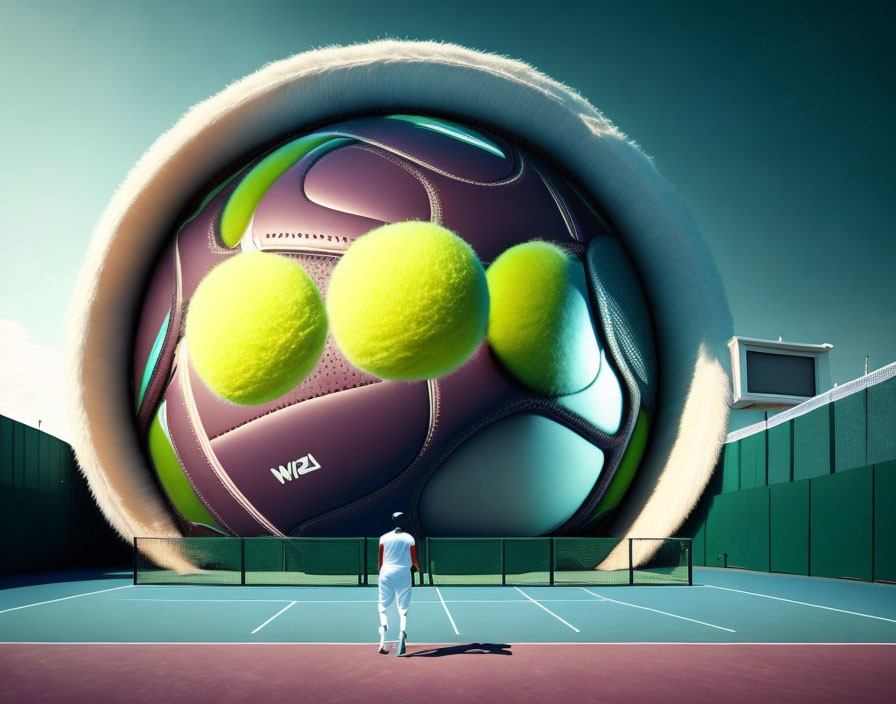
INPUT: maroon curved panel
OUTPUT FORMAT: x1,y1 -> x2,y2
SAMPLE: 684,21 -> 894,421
304,144 -> 431,224
251,159 -> 384,252
163,368 -> 268,536
332,115 -> 515,183
430,159 -> 575,263
210,378 -> 431,534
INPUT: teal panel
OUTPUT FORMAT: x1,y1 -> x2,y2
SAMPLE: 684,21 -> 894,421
833,391 -> 867,472
810,466 -> 873,581
22,425 -> 39,490
721,442 -> 740,494
12,422 -> 24,487
874,461 -> 896,582
793,407 -> 831,480
767,421 -> 792,485
867,377 -> 896,465
420,414 -> 604,536
692,519 -> 706,567
739,433 -> 767,489
705,486 -> 769,571
0,415 -> 12,485
769,480 -> 809,575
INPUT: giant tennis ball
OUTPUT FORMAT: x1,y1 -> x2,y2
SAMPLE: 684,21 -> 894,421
128,112 -> 655,538
185,252 -> 327,405
486,240 -> 600,396
326,221 -> 489,381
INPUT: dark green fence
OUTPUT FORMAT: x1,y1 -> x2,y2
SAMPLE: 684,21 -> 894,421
0,414 -> 130,575
688,365 -> 896,583
134,536 -> 692,587
693,461 -> 895,582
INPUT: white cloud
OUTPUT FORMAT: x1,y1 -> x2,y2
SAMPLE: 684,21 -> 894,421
0,320 -> 69,442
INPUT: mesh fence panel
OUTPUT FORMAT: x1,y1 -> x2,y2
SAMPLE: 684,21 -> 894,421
135,537 -> 243,585
630,538 -> 691,585
833,391 -> 867,472
793,407 -> 831,480
868,376 -> 896,465
553,537 -> 626,585
767,421 -> 792,485
427,538 -> 502,585
243,538 -> 364,585
503,538 -> 551,585
366,538 -> 380,585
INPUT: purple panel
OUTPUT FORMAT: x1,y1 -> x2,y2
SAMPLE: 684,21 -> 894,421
176,188 -> 237,301
210,378 -> 430,534
251,159 -> 384,253
304,144 -> 431,224
427,158 -> 574,263
164,370 -> 269,536
332,115 -> 515,183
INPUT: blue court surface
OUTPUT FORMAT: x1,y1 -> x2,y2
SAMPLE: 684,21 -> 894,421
2,567 -> 895,644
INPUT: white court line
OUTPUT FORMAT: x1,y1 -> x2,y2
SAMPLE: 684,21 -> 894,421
434,588 -> 460,635
122,598 -> 445,605
582,588 -> 735,633
0,585 -> 133,614
251,602 -> 296,634
4,641 -> 896,646
122,598 -> 294,603
515,587 -> 580,632
706,585 -> 896,624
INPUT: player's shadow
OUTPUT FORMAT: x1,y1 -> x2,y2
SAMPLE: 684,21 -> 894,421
405,643 -> 512,657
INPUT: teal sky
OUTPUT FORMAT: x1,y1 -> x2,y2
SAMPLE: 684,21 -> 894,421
1,0 -> 894,391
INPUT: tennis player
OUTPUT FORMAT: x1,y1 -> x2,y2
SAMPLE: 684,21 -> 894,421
377,512 -> 419,656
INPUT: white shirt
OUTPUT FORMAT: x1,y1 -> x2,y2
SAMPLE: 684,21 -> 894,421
379,529 -> 415,571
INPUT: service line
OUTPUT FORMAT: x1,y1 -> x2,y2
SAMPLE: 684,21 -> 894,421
582,588 -> 735,633
251,601 -> 296,634
0,585 -> 133,614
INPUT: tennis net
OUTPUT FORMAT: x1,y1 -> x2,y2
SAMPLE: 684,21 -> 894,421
134,536 -> 690,586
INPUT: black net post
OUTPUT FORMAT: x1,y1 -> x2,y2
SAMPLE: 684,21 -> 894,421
363,537 -> 369,586
549,538 -> 554,586
687,538 -> 693,585
426,537 -> 432,585
628,539 -> 634,585
240,538 -> 246,586
501,538 -> 506,586
132,537 -> 138,585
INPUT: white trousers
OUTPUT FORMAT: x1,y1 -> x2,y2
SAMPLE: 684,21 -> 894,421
378,567 -> 412,611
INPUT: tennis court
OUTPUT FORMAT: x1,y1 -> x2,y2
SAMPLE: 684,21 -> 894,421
2,565 -> 894,702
